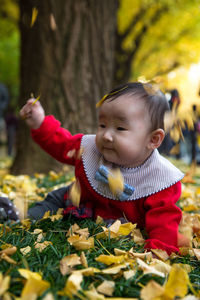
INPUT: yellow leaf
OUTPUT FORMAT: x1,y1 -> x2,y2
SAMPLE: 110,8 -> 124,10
31,7 -> 38,27
123,269 -> 136,280
61,272 -> 83,298
0,273 -> 10,296
18,269 -> 50,297
0,246 -> 17,256
60,254 -> 81,275
42,292 -> 55,300
107,168 -> 124,197
84,289 -> 105,300
151,249 -> 169,261
102,263 -> 129,274
95,254 -> 125,265
67,235 -> 94,250
131,228 -> 145,244
97,280 -> 115,296
69,180 -> 81,207
20,246 -> 31,256
140,280 -> 164,300
137,258 -> 165,277
128,250 -> 152,262
163,264 -> 189,298
169,143 -> 180,155
80,251 -> 88,268
34,241 -> 52,252
1,253 -> 17,265
118,222 -> 136,235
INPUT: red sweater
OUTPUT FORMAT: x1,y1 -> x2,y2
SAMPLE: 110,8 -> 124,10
31,115 -> 183,254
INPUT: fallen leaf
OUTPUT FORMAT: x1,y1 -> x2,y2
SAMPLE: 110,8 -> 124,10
96,254 -> 125,265
163,264 -> 189,298
34,241 -> 52,252
67,235 -> 94,250
0,273 -> 10,296
18,269 -> 50,297
97,280 -> 115,296
151,249 -> 169,261
60,254 -> 81,276
20,246 -> 31,256
60,272 -> 83,298
140,280 -> 164,300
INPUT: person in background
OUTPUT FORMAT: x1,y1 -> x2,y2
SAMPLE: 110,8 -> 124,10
4,107 -> 18,156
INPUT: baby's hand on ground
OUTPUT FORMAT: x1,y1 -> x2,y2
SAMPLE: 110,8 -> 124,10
20,99 -> 45,129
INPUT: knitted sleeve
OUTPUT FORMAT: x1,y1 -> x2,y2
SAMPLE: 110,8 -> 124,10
143,181 -> 182,255
31,115 -> 83,165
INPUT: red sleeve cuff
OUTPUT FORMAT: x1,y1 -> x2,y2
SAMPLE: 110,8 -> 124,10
144,238 -> 179,255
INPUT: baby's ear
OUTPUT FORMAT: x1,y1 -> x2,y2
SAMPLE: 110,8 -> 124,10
147,129 -> 165,150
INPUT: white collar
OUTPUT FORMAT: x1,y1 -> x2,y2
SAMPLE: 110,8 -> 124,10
81,135 -> 184,201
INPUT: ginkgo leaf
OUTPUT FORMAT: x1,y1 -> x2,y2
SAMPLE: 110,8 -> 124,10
140,280 -> 164,300
18,269 -> 50,297
60,254 -> 81,275
151,249 -> 169,261
136,258 -> 165,277
163,264 -> 189,298
60,272 -> 83,298
67,235 -> 94,250
69,180 -> 81,207
34,241 -> 52,252
102,263 -> 129,274
95,254 -> 126,265
1,253 -> 17,265
80,251 -> 88,268
0,273 -> 10,296
20,246 -> 31,256
107,168 -> 124,197
97,280 -> 115,296
0,246 -> 17,256
31,7 -> 38,27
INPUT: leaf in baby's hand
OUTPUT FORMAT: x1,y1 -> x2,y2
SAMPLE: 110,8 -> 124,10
31,7 -> 38,27
69,179 -> 81,207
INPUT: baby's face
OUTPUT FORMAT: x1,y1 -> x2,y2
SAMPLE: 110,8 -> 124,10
95,94 -> 153,168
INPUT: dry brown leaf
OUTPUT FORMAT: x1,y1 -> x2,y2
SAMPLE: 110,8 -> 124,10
151,249 -> 169,261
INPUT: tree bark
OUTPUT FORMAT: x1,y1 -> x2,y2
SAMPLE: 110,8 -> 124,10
12,0 -> 118,175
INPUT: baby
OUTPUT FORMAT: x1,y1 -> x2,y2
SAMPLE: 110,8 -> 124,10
20,82 -> 185,254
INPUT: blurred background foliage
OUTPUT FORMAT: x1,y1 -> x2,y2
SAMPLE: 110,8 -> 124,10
1,0 -> 200,108
0,0 -> 19,107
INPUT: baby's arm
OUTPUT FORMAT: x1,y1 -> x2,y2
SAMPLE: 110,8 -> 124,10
20,99 -> 45,129
144,181 -> 182,254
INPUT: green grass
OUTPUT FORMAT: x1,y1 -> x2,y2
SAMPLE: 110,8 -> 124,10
1,163 -> 200,299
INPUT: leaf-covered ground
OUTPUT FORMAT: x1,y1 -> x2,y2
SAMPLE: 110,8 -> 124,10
0,157 -> 200,300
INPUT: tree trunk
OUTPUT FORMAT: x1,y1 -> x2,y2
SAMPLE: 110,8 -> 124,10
12,0 -> 118,175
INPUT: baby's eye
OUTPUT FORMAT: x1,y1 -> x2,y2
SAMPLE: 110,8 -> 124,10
99,124 -> 106,128
117,127 -> 126,131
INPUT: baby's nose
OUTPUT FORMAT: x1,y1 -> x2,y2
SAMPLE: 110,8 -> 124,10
103,130 -> 113,142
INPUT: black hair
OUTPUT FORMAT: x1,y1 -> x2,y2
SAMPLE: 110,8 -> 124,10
104,82 -> 169,131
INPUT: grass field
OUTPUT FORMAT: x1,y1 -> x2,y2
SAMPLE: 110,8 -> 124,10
0,157 -> 200,299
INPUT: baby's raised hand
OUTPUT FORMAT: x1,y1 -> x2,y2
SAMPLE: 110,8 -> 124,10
20,98 -> 45,129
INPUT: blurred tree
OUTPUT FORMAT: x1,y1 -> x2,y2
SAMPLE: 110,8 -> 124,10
115,0 -> 200,85
0,0 -> 19,105
11,0 -> 118,174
